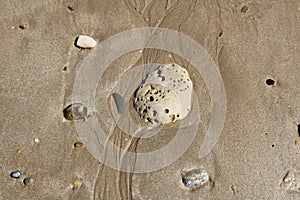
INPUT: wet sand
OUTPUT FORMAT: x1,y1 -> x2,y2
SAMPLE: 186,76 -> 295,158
1,0 -> 300,199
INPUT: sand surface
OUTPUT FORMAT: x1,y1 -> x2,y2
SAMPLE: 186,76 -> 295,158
1,0 -> 300,199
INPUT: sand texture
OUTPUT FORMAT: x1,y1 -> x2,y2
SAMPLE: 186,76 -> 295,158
1,0 -> 300,199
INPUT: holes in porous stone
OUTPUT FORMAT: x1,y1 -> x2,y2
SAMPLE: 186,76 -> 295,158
143,109 -> 147,113
63,66 -> 68,71
153,110 -> 157,116
161,76 -> 165,81
271,144 -> 275,147
177,114 -> 180,117
149,96 -> 154,102
165,109 -> 169,113
298,124 -> 300,137
266,79 -> 275,86
147,117 -> 152,123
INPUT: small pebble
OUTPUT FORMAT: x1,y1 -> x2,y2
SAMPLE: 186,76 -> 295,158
74,142 -> 84,148
72,179 -> 83,190
181,168 -> 209,188
63,66 -> 68,71
75,35 -> 97,49
16,148 -> 22,154
10,171 -> 21,179
23,177 -> 34,186
231,185 -> 237,191
19,24 -> 29,29
63,103 -> 88,121
34,138 -> 40,143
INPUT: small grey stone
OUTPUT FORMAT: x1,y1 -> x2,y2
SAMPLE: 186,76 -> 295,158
181,168 -> 209,188
10,171 -> 21,179
23,177 -> 34,186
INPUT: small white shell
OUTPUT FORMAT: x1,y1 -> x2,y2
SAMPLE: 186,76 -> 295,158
75,35 -> 97,49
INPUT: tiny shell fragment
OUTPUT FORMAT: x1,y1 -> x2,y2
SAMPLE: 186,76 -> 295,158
74,142 -> 84,148
34,138 -> 40,143
73,179 -> 82,187
75,35 -> 97,49
231,185 -> 237,191
16,148 -> 22,154
63,103 -> 88,121
19,24 -> 28,29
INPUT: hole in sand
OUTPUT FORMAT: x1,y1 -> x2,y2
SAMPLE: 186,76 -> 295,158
266,79 -> 275,86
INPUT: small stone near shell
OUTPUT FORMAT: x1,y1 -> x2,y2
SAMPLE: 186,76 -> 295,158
74,142 -> 84,148
10,171 -> 21,179
75,35 -> 97,49
23,177 -> 34,186
63,103 -> 88,121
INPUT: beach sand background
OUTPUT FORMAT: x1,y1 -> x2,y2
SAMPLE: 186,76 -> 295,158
0,0 -> 300,199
